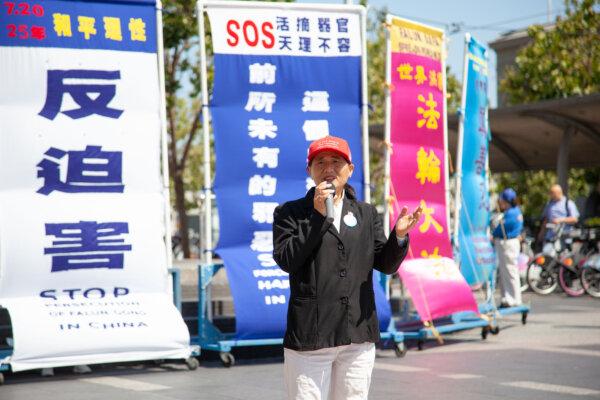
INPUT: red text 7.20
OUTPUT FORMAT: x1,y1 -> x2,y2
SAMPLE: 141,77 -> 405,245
3,2 -> 44,17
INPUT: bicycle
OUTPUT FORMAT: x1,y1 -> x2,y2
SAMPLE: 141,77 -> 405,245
579,227 -> 600,298
526,223 -> 570,295
581,254 -> 600,298
558,227 -> 599,297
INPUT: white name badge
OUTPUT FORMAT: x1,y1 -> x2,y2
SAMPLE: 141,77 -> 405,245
343,211 -> 357,227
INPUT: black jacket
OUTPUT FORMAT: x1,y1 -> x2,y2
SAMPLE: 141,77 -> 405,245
273,187 -> 409,351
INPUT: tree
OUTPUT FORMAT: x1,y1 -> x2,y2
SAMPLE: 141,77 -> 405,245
496,0 -> 599,226
494,167 -> 600,229
500,0 -> 599,104
162,0 -> 203,258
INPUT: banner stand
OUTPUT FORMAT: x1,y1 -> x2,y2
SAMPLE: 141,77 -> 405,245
192,263 -> 407,367
194,263 -> 284,367
383,16 -> 509,349
395,35 -> 529,350
195,0 -> 407,362
453,34 -> 530,332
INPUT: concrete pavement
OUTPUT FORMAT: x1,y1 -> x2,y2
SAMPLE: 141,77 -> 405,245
1,292 -> 599,400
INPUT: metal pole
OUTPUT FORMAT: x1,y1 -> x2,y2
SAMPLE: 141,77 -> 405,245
360,6 -> 370,203
484,45 -> 493,294
441,30 -> 451,242
383,14 -> 392,236
381,16 -> 394,300
452,33 -> 471,249
197,1 -> 213,268
197,0 -> 214,322
156,0 -> 174,272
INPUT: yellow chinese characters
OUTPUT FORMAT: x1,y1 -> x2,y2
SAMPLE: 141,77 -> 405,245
414,65 -> 427,85
415,147 -> 440,185
418,199 -> 443,234
53,13 -> 72,37
128,18 -> 147,42
429,70 -> 443,91
417,93 -> 440,130
396,62 -> 443,90
420,247 -> 441,259
397,63 -> 413,80
54,13 -> 146,43
77,16 -> 97,40
103,17 -> 123,41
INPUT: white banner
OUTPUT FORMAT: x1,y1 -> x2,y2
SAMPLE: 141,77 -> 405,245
0,0 -> 190,371
207,4 -> 362,56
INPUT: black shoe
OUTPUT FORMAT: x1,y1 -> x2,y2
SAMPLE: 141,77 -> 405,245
498,302 -> 510,309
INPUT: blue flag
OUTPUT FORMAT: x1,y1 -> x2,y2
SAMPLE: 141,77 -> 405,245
458,36 -> 496,285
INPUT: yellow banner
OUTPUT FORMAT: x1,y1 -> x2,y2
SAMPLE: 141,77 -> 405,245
389,16 -> 444,61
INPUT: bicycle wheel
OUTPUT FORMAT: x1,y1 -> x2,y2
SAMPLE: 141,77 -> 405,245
558,265 -> 584,297
581,267 -> 600,298
527,256 -> 558,295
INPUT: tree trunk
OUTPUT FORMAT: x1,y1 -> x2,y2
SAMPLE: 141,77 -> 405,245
173,171 -> 191,258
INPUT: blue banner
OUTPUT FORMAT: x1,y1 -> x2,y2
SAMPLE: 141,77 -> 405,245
209,8 -> 390,339
458,36 -> 495,285
0,0 -> 156,52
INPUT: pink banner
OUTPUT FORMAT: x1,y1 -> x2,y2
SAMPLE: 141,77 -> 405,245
399,258 -> 478,321
388,17 -> 478,321
389,52 -> 452,259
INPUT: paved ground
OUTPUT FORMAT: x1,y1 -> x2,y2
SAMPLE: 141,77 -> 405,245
2,292 -> 599,399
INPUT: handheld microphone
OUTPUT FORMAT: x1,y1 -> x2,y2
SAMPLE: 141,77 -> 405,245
325,182 -> 335,220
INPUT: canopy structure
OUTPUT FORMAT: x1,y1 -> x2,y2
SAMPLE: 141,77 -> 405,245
448,92 -> 600,173
372,93 -> 600,190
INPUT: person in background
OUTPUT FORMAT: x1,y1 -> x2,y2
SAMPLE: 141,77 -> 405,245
492,188 -> 524,308
537,184 -> 579,246
583,180 -> 600,223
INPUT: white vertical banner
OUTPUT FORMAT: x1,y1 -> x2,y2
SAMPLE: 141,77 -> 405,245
0,0 -> 191,371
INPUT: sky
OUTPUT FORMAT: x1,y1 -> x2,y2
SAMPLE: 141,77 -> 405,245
297,0 -> 566,107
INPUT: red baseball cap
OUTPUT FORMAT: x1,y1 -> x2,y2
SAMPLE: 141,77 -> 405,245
307,136 -> 352,164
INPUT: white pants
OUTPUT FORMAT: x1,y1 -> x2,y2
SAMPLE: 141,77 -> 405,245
284,342 -> 376,400
494,238 -> 522,306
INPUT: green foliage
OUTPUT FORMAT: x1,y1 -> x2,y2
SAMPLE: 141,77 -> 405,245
500,0 -> 600,104
171,97 -> 204,210
365,6 -> 387,125
494,167 -> 600,221
496,0 -> 600,227
445,66 -> 462,115
162,0 -> 202,102
162,0 -> 204,209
